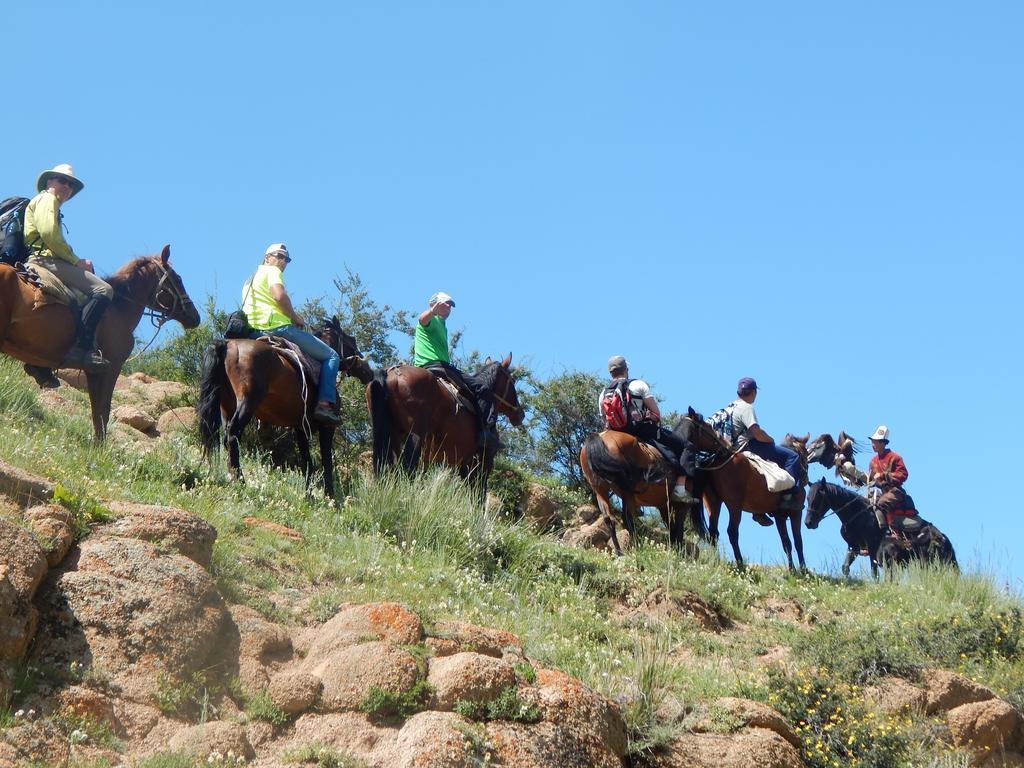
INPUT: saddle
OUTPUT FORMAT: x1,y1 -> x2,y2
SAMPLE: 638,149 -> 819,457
424,363 -> 478,416
256,336 -> 320,396
15,262 -> 78,308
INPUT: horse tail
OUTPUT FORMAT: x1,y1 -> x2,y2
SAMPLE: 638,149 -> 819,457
367,367 -> 392,474
198,340 -> 228,455
584,432 -> 636,492
689,499 -> 710,541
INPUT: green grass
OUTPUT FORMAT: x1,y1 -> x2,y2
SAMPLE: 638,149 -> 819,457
358,679 -> 434,721
283,742 -> 368,768
0,356 -> 1022,765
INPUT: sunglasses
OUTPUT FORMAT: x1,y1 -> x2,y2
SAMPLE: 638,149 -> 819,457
53,176 -> 74,187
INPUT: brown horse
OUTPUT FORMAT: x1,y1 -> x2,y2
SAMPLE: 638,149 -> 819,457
196,318 -> 362,498
366,355 -> 525,489
579,430 -> 708,556
0,246 -> 200,439
681,408 -> 809,569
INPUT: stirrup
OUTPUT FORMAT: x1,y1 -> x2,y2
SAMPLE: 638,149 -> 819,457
62,346 -> 110,372
670,485 -> 697,504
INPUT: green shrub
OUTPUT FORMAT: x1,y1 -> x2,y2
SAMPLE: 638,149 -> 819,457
245,689 -> 290,726
283,741 -> 368,767
133,754 -> 198,768
453,686 -> 540,723
358,680 -> 433,720
752,667 -> 909,768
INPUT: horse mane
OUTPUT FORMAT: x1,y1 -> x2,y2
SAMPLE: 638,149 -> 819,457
104,256 -> 159,294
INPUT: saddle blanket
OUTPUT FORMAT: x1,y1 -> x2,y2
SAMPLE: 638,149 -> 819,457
741,451 -> 796,493
256,336 -> 320,394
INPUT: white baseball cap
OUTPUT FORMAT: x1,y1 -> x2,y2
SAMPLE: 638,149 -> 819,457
429,291 -> 455,307
870,425 -> 890,442
264,243 -> 291,260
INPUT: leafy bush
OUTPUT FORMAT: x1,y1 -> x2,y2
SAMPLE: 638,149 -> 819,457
453,686 -> 540,723
245,689 -> 290,726
359,680 -> 433,720
752,667 -> 909,768
283,741 -> 368,768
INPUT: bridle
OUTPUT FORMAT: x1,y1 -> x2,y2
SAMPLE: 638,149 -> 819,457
490,367 -> 521,415
121,259 -> 196,360
810,485 -> 870,525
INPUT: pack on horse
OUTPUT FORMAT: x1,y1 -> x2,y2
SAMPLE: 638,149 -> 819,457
366,354 -> 525,490
806,431 -> 868,487
680,407 -> 810,569
804,477 -> 958,576
580,429 -> 709,556
0,246 -> 200,439
197,317 -> 363,498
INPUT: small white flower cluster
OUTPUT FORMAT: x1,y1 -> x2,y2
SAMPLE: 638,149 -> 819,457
12,708 -> 37,721
69,728 -> 89,745
206,750 -> 247,766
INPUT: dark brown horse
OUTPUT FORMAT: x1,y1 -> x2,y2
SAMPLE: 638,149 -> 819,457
0,246 -> 200,439
197,317 -> 362,498
579,430 -> 708,556
680,408 -> 809,569
366,355 -> 525,489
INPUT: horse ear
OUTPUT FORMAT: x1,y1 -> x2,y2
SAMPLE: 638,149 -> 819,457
501,352 -> 512,368
802,433 -> 810,442
483,356 -> 493,366
688,406 -> 697,417
160,245 -> 171,265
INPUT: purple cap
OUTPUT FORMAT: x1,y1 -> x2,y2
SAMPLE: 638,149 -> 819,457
737,377 -> 758,394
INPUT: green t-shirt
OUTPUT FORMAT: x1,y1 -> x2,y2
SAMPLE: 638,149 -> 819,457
242,264 -> 292,330
414,315 -> 449,366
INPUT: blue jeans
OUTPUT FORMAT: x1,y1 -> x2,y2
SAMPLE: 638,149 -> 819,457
744,439 -> 801,487
259,324 -> 340,404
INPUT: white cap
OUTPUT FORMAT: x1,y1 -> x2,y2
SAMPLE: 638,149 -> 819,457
870,425 -> 890,442
264,243 -> 290,259
429,291 -> 455,307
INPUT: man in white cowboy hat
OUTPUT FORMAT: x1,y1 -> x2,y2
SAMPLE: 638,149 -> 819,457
24,163 -> 114,374
241,243 -> 341,425
867,425 -> 923,534
414,291 -> 498,448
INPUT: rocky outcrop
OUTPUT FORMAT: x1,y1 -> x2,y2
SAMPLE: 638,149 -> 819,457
428,652 -> 518,711
947,698 -> 1024,754
660,728 -> 805,768
865,676 -> 928,715
111,404 -> 157,434
923,669 -> 998,714
24,504 -> 75,567
157,406 -> 198,435
167,720 -> 255,761
103,501 -> 217,569
0,459 -> 53,507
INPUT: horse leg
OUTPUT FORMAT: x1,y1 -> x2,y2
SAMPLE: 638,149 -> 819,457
774,514 -> 796,571
225,398 -> 258,482
318,426 -> 336,499
619,493 -> 639,547
400,433 -> 422,474
788,510 -> 808,571
725,504 -> 744,567
592,488 -> 625,557
842,549 -> 856,578
705,496 -> 722,547
295,427 -> 312,490
666,502 -> 685,548
85,370 -> 117,441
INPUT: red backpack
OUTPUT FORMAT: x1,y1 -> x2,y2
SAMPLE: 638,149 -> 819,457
600,378 -> 635,430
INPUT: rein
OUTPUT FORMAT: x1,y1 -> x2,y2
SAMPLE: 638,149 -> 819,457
814,490 -> 870,524
118,260 -> 196,362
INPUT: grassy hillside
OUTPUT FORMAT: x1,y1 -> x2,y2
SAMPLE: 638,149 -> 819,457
1,356 -> 1021,768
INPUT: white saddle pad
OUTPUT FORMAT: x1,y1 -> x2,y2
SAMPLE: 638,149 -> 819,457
741,451 -> 796,492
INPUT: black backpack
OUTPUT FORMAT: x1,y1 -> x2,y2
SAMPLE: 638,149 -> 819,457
0,196 -> 30,267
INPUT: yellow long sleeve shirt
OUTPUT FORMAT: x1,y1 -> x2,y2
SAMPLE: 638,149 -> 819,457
24,190 -> 78,265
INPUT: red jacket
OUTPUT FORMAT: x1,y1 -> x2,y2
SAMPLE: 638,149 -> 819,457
869,449 -> 908,488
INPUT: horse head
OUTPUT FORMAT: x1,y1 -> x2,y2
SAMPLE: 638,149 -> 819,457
481,353 -> 525,426
682,406 -> 722,452
147,245 -> 200,328
803,477 -> 829,529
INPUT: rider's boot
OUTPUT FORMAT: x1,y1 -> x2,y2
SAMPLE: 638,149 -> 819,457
312,400 -> 341,426
670,477 -> 697,503
62,296 -> 111,372
476,399 -> 500,450
24,364 -> 60,389
778,490 -> 803,512
753,513 -> 773,526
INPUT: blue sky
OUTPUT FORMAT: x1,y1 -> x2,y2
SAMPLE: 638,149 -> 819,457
8,2 -> 1022,587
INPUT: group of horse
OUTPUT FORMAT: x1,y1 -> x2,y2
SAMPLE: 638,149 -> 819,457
0,251 -> 955,578
580,409 -> 957,576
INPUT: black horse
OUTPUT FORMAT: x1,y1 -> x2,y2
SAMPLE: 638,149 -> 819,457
805,478 -> 958,577
804,478 -> 886,577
